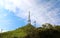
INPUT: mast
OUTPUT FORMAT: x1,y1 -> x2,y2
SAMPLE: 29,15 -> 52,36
28,11 -> 31,24
0,29 -> 3,33
34,20 -> 36,27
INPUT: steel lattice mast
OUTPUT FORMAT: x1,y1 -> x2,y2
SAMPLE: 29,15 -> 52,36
28,11 -> 31,24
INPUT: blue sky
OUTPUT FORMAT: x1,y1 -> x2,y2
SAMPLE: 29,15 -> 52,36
0,0 -> 60,32
0,7 -> 27,32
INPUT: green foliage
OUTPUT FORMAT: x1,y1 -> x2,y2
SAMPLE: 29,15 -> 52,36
0,23 -> 60,38
42,23 -> 53,29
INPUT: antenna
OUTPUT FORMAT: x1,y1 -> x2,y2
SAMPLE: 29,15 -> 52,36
28,11 -> 31,24
34,20 -> 36,27
1,29 -> 3,33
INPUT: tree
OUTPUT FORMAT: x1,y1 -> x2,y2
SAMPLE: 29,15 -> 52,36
42,23 -> 53,29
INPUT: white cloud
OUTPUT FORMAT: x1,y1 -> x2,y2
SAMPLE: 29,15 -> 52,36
0,14 -> 8,18
0,29 -> 8,33
0,0 -> 60,27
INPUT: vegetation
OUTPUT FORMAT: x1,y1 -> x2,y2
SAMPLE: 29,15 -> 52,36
0,23 -> 60,38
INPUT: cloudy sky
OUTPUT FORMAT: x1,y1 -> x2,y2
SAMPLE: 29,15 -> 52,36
0,0 -> 60,32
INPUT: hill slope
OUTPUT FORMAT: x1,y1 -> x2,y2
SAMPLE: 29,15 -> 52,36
0,23 -> 60,38
0,24 -> 36,38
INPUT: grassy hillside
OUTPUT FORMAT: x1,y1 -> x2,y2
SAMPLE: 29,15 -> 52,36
0,24 -> 36,38
0,23 -> 60,38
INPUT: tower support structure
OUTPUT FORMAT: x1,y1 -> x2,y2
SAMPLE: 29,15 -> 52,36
28,11 -> 31,24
